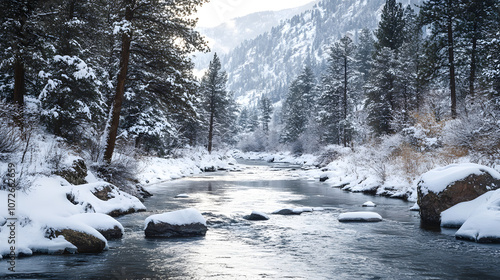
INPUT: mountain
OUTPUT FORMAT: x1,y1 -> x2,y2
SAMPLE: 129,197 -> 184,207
193,1 -> 319,76
222,0 -> 422,106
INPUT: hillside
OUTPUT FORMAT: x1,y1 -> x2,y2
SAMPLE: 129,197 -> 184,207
222,0 -> 421,106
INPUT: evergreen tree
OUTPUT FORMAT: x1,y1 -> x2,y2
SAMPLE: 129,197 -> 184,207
457,0 -> 498,98
357,28 -> 375,84
104,0 -> 208,162
366,47 -> 398,135
200,53 -> 231,153
282,67 -> 316,143
318,35 -> 357,146
37,0 -> 108,141
0,0 -> 38,107
420,0 -> 461,118
259,96 -> 273,134
375,0 -> 405,52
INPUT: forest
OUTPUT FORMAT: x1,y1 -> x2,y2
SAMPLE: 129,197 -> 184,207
238,0 -> 500,185
1,0 -> 500,194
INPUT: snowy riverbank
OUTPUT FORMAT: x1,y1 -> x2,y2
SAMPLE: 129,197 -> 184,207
0,148 -> 239,259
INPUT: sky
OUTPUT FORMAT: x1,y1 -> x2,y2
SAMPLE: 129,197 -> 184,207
195,0 -> 316,28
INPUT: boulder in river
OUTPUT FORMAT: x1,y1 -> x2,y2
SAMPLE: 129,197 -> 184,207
144,208 -> 208,238
338,212 -> 383,222
70,213 -> 124,240
272,208 -> 303,215
319,173 -> 329,182
244,211 -> 270,221
52,229 -> 107,253
417,163 -> 500,225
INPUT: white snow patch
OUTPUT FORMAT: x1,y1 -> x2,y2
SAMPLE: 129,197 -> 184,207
418,163 -> 500,195
362,201 -> 376,207
145,208 -> 207,229
338,212 -> 383,222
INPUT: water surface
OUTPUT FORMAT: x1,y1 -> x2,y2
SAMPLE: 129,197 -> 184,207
2,161 -> 500,279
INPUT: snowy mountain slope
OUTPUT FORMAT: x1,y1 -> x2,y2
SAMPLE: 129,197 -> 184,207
222,0 -> 422,106
193,1 -> 319,75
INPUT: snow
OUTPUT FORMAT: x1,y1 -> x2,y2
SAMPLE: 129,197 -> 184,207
362,201 -> 376,207
338,212 -> 383,222
138,148 -> 239,185
441,189 -> 500,242
70,213 -> 124,233
455,210 -> 500,242
0,174 -> 141,258
418,163 -> 500,195
175,194 -> 190,198
145,208 -> 207,228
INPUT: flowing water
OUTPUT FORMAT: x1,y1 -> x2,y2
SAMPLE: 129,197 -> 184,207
2,161 -> 500,279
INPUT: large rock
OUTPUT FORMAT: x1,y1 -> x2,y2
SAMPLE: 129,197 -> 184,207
54,229 -> 107,253
417,164 -> 500,226
55,159 -> 88,185
144,208 -> 208,238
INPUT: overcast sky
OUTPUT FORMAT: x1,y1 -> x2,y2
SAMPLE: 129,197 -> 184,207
196,0 -> 316,28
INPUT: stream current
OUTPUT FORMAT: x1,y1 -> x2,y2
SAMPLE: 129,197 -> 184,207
2,160 -> 500,279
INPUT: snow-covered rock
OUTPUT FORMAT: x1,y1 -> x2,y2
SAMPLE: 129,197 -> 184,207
272,208 -> 303,215
0,176 -> 142,258
69,182 -> 146,217
244,211 -> 270,221
71,213 -> 124,240
362,201 -> 376,207
144,208 -> 208,238
319,173 -> 329,182
441,189 -> 500,243
417,163 -> 500,225
338,212 -> 383,222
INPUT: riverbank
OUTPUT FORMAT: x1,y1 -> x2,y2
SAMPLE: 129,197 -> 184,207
0,147 -> 239,259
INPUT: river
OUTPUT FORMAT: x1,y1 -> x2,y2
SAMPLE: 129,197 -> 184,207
2,160 -> 500,279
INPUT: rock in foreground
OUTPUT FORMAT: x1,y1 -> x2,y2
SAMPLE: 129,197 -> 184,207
244,211 -> 270,221
144,208 -> 207,238
338,212 -> 383,222
417,163 -> 500,225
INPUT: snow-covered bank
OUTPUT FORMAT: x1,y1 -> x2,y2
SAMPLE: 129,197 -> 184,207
0,175 -> 144,258
0,147 -> 241,258
137,148 -> 239,185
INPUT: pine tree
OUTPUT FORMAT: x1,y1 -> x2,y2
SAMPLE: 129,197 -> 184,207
0,0 -> 38,107
366,47 -> 398,135
357,28 -> 375,84
282,67 -> 316,143
200,53 -> 231,153
259,96 -> 273,134
420,0 -> 461,118
103,0 -> 208,162
375,0 -> 406,52
37,0 -> 107,141
457,0 -> 498,98
318,35 -> 357,146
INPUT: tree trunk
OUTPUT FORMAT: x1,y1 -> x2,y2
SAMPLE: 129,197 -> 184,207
343,54 -> 348,147
447,11 -> 457,118
104,2 -> 134,164
469,20 -> 478,99
208,110 -> 214,154
13,57 -> 25,107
